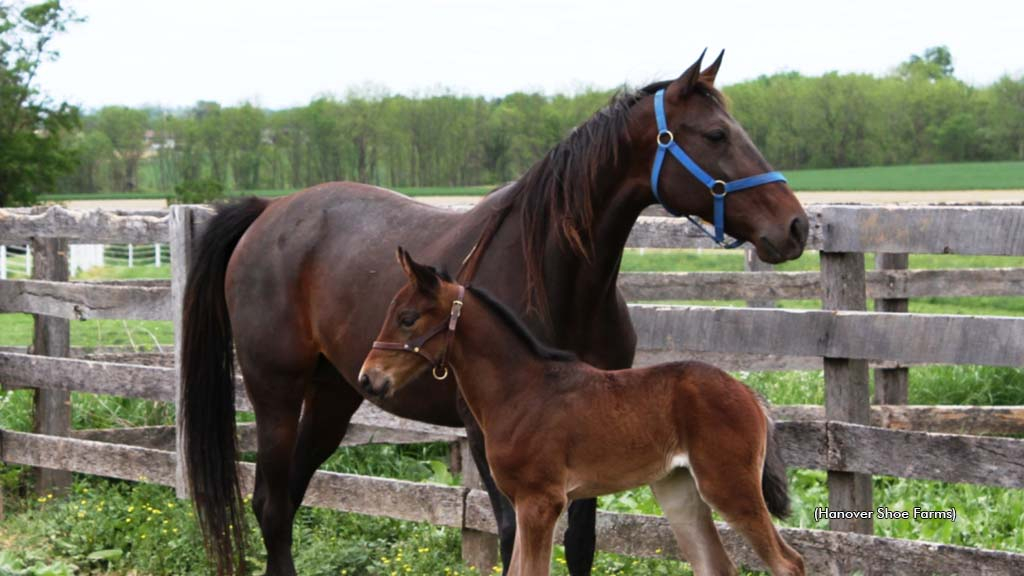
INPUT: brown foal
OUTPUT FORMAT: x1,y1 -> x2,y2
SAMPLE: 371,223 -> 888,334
360,249 -> 805,576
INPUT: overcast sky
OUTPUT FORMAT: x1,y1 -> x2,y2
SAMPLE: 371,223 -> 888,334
35,0 -> 1024,110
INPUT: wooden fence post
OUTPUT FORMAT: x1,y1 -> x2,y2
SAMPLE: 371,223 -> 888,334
744,248 -> 776,308
820,252 -> 873,536
171,205 -> 197,499
459,438 -> 499,573
31,236 -> 72,496
874,253 -> 909,404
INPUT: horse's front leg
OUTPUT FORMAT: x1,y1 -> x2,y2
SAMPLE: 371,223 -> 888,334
457,393 -> 516,573
508,494 -> 566,576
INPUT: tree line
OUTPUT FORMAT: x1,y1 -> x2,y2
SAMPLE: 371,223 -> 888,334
6,24 -> 1024,205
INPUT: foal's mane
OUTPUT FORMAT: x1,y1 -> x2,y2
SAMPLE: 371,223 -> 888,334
509,79 -> 725,313
466,285 -> 577,362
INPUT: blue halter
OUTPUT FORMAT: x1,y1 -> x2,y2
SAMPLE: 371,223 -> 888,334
650,89 -> 787,248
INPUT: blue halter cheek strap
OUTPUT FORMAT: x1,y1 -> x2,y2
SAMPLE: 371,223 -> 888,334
650,89 -> 787,248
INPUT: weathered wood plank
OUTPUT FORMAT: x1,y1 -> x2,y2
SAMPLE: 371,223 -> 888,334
634,349 -> 824,371
874,253 -> 910,404
0,279 -> 171,320
464,490 -> 1024,575
618,267 -> 1024,302
0,431 -> 465,527
459,438 -> 499,571
773,404 -> 1024,436
625,204 -> 1024,254
820,251 -> 872,534
5,204 -> 1024,254
813,204 -> 1024,255
0,351 -> 176,402
744,249 -> 776,307
30,237 -> 72,496
776,420 -> 1024,487
828,422 -> 1024,488
75,412 -> 464,452
0,206 -> 170,244
1,430 -> 177,485
170,205 -> 198,499
628,305 -> 1024,366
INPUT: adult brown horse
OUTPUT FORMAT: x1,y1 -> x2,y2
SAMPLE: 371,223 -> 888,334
181,51 -> 808,576
361,248 -> 805,576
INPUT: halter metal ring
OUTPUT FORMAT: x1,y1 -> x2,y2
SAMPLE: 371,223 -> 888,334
657,129 -> 674,148
432,365 -> 449,380
710,180 -> 727,197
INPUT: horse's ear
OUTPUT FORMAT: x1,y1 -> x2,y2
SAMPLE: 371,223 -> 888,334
700,49 -> 724,86
668,49 -> 706,101
397,247 -> 440,295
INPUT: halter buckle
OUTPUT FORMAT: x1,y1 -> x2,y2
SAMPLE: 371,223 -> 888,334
432,365 -> 449,380
710,180 -> 727,197
656,129 -> 674,148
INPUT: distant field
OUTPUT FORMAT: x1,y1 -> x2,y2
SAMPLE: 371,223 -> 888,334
784,160 -> 1024,191
32,161 -> 1024,203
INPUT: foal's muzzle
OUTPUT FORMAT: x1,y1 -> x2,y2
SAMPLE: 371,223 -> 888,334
358,369 -> 392,398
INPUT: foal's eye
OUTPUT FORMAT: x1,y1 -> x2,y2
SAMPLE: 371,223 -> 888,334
704,129 -> 727,143
398,310 -> 419,327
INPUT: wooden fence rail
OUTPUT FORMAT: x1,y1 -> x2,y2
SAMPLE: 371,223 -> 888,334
2,430 -> 1022,575
2,204 -> 1024,575
6,203 -> 1024,254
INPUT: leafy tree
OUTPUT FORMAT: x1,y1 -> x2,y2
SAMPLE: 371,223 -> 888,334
95,106 -> 148,191
0,0 -> 80,206
899,45 -> 955,81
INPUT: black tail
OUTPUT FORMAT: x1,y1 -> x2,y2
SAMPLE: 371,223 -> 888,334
181,197 -> 269,576
761,415 -> 792,519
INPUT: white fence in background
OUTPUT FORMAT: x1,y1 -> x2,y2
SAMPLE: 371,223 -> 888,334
0,243 -> 165,278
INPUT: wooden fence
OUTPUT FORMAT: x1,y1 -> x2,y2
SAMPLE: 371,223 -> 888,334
1,204 -> 1024,575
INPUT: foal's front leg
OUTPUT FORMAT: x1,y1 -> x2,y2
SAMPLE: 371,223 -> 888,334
509,495 -> 566,576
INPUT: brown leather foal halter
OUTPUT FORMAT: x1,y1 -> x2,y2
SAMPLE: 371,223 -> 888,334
372,198 -> 512,380
371,285 -> 465,380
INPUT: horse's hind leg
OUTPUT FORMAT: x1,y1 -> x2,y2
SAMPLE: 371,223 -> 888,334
650,468 -> 737,576
288,356 -> 364,508
690,463 -> 804,576
246,365 -> 308,576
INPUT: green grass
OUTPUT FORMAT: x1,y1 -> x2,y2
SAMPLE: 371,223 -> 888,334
784,160 -> 1024,191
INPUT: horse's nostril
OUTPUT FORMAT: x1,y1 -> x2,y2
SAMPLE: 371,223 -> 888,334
359,374 -> 372,390
790,216 -> 809,244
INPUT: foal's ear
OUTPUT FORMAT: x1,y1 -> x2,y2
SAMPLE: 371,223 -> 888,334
397,246 -> 441,295
700,49 -> 725,86
668,49 -> 706,101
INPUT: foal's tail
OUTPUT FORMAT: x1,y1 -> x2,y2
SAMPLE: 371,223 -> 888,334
181,197 -> 269,576
761,413 -> 792,519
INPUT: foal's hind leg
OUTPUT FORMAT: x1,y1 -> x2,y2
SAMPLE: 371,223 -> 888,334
288,356 -> 364,508
650,468 -> 737,576
690,463 -> 804,576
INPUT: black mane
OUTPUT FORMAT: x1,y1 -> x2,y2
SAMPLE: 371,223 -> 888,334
509,79 -> 723,312
466,285 -> 576,362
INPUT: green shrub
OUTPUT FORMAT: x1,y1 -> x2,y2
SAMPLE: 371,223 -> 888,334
173,178 -> 225,204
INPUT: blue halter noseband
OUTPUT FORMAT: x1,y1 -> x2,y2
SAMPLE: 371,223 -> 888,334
650,89 -> 787,248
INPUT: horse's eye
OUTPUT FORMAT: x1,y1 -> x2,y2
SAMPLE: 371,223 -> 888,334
704,129 -> 727,143
398,310 -> 419,327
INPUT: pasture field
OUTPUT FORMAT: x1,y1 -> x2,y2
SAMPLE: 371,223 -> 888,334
32,160 -> 1024,204
1,249 -> 1022,575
